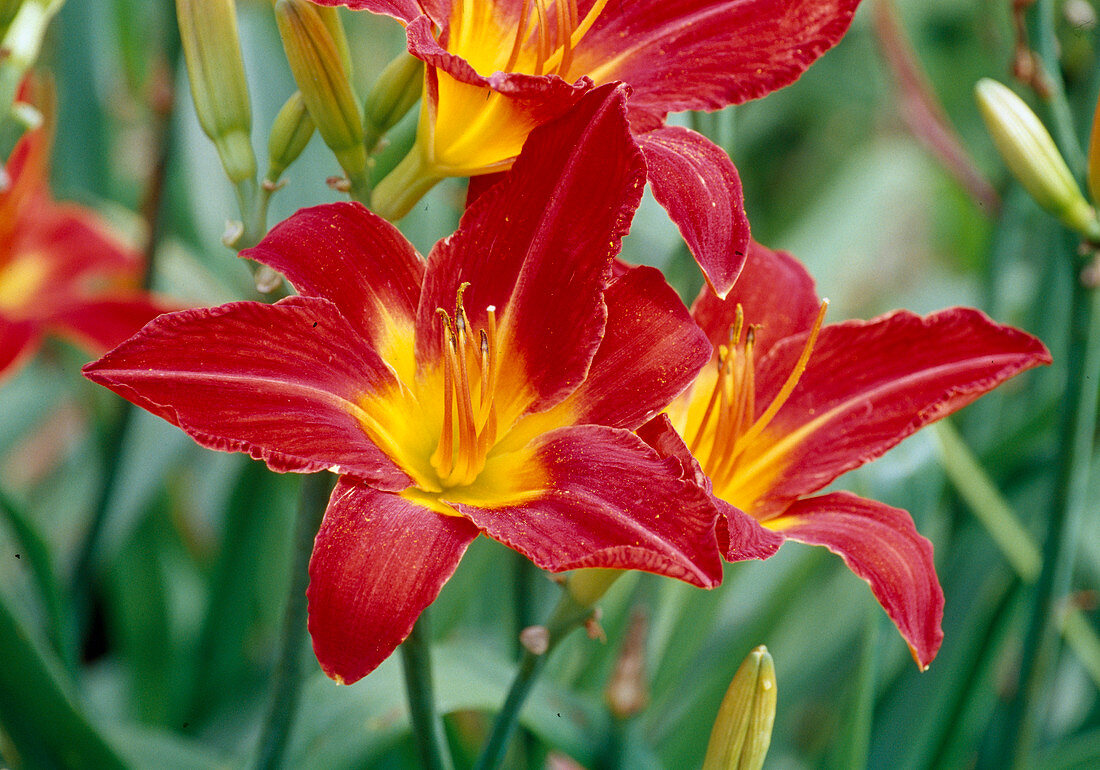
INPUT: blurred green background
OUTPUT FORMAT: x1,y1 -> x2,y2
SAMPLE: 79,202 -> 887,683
1,0 -> 1098,767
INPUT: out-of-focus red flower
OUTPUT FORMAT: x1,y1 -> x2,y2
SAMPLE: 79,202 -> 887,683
0,90 -> 169,381
84,86 -> 724,684
652,241 -> 1051,669
315,0 -> 862,296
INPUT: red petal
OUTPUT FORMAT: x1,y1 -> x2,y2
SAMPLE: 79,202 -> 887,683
574,0 -> 861,121
456,424 -> 723,588
691,240 -> 820,355
749,308 -> 1051,515
306,0 -> 444,25
465,172 -> 506,209
46,296 -> 171,354
242,202 -> 423,350
561,265 -> 711,430
636,127 -> 749,298
307,478 -> 479,684
0,316 -> 39,381
82,297 -> 410,488
768,492 -> 945,669
417,83 -> 645,416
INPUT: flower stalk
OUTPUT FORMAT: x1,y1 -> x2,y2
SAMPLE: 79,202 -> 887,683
399,611 -> 455,770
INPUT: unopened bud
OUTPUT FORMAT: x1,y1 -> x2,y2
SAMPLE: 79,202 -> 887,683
976,78 -> 1099,239
0,0 -> 64,108
364,51 -> 423,149
176,0 -> 256,184
274,0 -> 367,182
565,568 -> 622,607
702,645 -> 777,770
266,91 -> 315,184
313,5 -> 353,76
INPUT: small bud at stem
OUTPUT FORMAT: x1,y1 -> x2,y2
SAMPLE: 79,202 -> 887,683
702,645 -> 777,770
975,78 -> 1100,240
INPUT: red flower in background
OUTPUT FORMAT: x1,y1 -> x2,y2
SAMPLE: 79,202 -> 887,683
315,0 -> 861,296
652,241 -> 1051,669
0,89 -> 169,380
84,86 -> 724,684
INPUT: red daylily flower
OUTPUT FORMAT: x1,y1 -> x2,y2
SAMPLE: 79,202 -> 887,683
0,95 -> 169,380
315,0 -> 861,296
652,241 -> 1051,669
84,86 -> 723,684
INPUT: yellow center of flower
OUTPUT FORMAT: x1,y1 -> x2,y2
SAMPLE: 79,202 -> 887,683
680,301 -> 828,511
351,284 -> 549,513
0,252 -> 48,315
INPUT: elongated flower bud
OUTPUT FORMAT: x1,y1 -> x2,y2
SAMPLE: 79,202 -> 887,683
975,78 -> 1099,239
364,51 -> 423,149
702,646 -> 777,770
274,0 -> 367,184
0,0 -> 64,109
176,0 -> 256,184
313,5 -> 353,77
266,91 -> 315,184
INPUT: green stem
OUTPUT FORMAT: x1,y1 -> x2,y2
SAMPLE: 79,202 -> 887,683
399,610 -> 455,770
473,589 -> 592,770
70,398 -> 135,653
998,272 -> 1100,768
252,472 -> 334,770
1026,0 -> 1086,175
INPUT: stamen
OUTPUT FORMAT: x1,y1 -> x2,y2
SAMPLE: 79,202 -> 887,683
556,0 -> 575,77
688,347 -> 727,455
533,0 -> 550,76
430,310 -> 456,477
569,0 -> 610,49
732,300 -> 829,455
503,0 -> 533,72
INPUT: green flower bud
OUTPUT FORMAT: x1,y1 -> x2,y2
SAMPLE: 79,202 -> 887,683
274,0 -> 367,184
313,5 -> 353,77
364,51 -> 423,150
976,78 -> 1099,240
702,646 -> 777,770
0,0 -> 64,112
565,568 -> 622,607
266,91 -> 315,184
176,0 -> 256,184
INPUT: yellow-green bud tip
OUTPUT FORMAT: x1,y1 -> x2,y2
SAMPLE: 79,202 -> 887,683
702,645 -> 777,770
565,568 -> 623,608
975,78 -> 1099,239
275,0 -> 366,182
364,51 -> 424,148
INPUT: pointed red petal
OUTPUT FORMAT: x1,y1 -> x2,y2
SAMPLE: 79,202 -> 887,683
242,202 -> 423,350
562,265 -> 710,430
0,316 -> 39,381
575,0 -> 861,121
769,492 -> 944,669
417,84 -> 645,415
637,127 -> 749,298
308,478 -> 479,684
82,297 -> 409,488
46,296 -> 171,354
691,240 -> 820,355
456,424 -> 723,588
749,308 -> 1051,514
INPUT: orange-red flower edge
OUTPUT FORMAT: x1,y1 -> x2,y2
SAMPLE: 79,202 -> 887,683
653,241 -> 1052,669
84,86 -> 724,684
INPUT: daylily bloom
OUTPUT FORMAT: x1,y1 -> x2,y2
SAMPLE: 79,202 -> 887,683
314,0 -> 862,296
652,241 -> 1051,669
0,90 -> 169,381
84,86 -> 723,684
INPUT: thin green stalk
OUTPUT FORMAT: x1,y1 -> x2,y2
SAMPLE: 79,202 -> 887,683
253,472 -> 334,770
996,274 -> 1100,768
472,588 -> 592,770
400,610 -> 455,770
